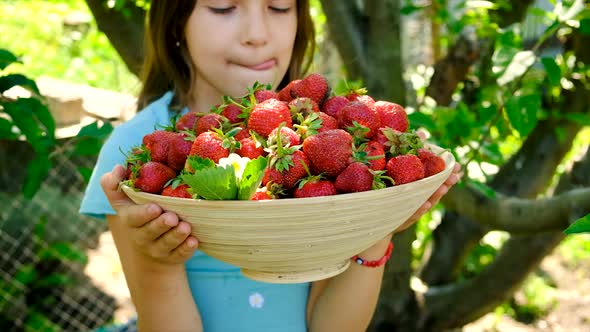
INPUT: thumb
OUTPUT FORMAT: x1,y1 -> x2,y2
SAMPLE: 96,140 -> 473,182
100,164 -> 133,209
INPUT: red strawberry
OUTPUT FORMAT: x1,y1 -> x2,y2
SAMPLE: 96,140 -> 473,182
335,162 -> 374,193
247,99 -> 292,138
386,154 -> 425,185
195,113 -> 226,135
357,141 -> 386,171
134,161 -> 176,194
251,190 -> 274,200
374,101 -> 408,132
317,112 -> 339,133
262,167 -> 283,186
167,132 -> 194,171
348,94 -> 376,109
234,125 -> 251,141
237,137 -> 265,159
302,129 -> 353,177
290,73 -> 330,105
418,148 -> 446,177
337,101 -> 381,139
255,90 -> 279,103
278,150 -> 309,189
142,130 -> 175,164
161,184 -> 192,198
269,126 -> 301,146
321,96 -> 349,118
188,131 -> 229,164
176,112 -> 200,131
294,179 -> 337,198
220,104 -> 244,124
277,79 -> 300,102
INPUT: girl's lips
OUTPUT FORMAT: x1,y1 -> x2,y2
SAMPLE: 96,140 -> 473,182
244,59 -> 277,71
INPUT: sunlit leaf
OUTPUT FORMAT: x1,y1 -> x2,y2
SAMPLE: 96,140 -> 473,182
497,51 -> 536,86
564,214 -> 590,235
505,93 -> 540,137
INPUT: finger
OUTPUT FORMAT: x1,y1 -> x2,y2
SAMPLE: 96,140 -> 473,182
168,236 -> 199,262
134,212 -> 178,246
150,221 -> 193,257
101,164 -> 133,208
120,203 -> 163,228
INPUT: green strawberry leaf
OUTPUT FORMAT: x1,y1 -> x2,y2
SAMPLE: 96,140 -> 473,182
238,156 -> 268,200
186,156 -> 216,172
181,165 -> 238,200
564,214 -> 590,235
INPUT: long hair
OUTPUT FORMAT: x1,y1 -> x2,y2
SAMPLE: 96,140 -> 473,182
137,0 -> 316,111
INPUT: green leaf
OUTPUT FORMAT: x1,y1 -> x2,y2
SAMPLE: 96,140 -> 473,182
38,242 -> 88,264
0,117 -> 17,139
186,156 -> 216,172
36,273 -> 74,288
400,4 -> 426,15
541,57 -> 562,86
14,265 -> 37,286
0,49 -> 19,70
497,51 -> 536,86
24,312 -> 61,332
408,112 -> 436,132
505,93 -> 540,137
0,73 -> 40,94
2,98 -> 55,148
22,154 -> 51,199
181,165 -> 238,200
76,120 -> 113,140
563,112 -> 590,125
78,167 -> 93,183
564,214 -> 590,234
580,18 -> 590,35
74,137 -> 103,156
238,156 -> 268,200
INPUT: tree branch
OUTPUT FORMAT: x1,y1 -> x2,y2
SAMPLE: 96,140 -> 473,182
365,0 -> 405,102
84,0 -> 146,76
320,0 -> 368,80
443,184 -> 590,233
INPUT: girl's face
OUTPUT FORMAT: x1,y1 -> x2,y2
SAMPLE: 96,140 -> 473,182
185,0 -> 298,107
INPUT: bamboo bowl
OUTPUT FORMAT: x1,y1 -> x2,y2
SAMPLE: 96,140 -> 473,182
122,145 -> 455,284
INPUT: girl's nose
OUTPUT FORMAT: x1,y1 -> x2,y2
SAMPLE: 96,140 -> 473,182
241,7 -> 270,47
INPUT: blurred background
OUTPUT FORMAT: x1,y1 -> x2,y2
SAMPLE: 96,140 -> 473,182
0,0 -> 589,331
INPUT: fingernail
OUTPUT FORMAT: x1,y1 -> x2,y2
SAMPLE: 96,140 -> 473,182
187,238 -> 197,248
165,215 -> 177,227
149,204 -> 160,214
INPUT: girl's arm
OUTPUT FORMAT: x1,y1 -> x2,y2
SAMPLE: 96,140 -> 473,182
306,236 -> 391,332
102,166 -> 203,332
307,165 -> 461,331
108,214 -> 203,332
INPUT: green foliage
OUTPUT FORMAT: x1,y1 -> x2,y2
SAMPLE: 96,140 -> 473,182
564,213 -> 590,234
0,0 -> 139,93
0,217 -> 87,331
0,48 -> 113,198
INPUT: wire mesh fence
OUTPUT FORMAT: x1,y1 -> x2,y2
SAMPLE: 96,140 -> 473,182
0,139 -> 119,332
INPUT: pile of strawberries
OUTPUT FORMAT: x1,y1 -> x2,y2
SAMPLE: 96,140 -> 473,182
122,73 -> 446,200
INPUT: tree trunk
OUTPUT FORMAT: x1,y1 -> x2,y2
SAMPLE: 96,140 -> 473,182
84,0 -> 145,76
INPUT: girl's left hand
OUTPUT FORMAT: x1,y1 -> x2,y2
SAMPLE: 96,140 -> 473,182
394,162 -> 462,234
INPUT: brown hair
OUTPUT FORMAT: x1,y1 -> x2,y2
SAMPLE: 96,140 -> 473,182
137,0 -> 316,111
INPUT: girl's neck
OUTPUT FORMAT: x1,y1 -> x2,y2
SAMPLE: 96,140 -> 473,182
188,81 -> 224,114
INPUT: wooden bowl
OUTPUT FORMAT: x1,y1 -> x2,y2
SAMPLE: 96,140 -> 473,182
121,145 -> 455,283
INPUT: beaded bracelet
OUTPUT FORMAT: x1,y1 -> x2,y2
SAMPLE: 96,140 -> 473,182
351,242 -> 394,268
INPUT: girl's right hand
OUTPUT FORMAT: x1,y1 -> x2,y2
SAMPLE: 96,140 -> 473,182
100,164 -> 199,266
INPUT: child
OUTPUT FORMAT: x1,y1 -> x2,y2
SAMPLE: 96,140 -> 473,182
80,1 -> 461,331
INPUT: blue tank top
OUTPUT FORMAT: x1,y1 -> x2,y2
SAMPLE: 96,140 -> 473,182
79,92 -> 310,332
